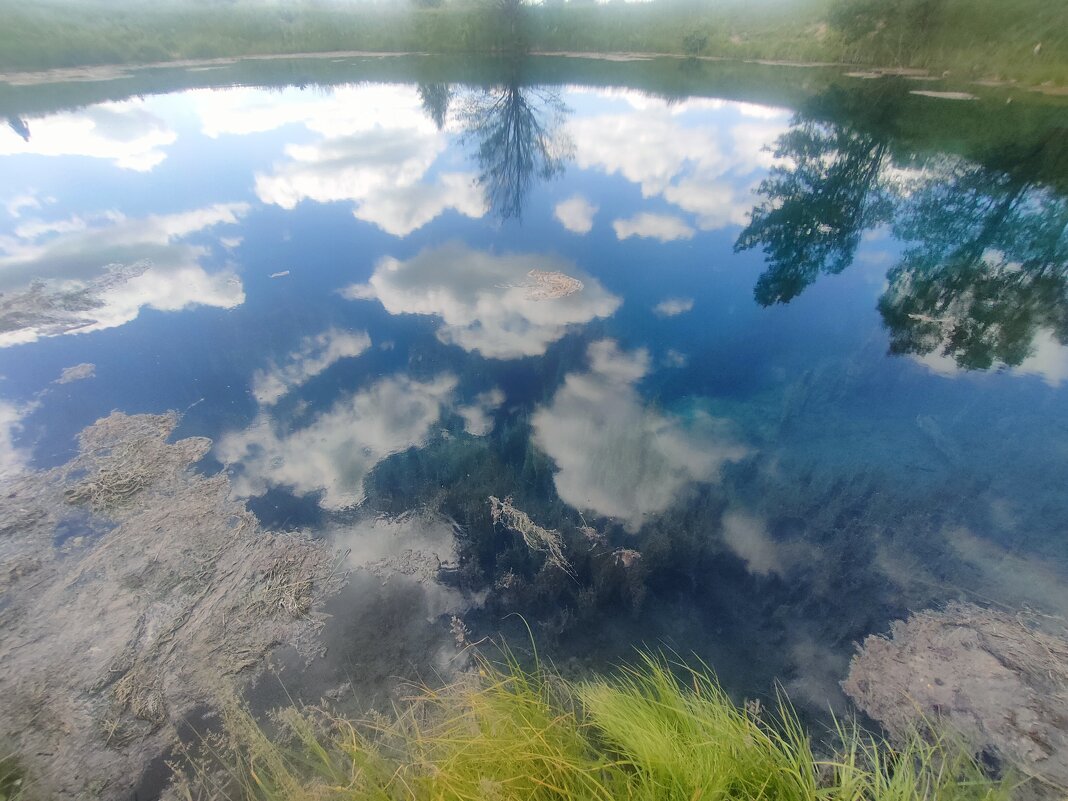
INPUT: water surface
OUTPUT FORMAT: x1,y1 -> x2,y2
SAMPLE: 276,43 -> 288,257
2,54 -> 1067,720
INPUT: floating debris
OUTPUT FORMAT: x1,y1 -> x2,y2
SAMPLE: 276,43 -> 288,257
843,602 -> 1068,792
612,548 -> 642,568
522,269 -> 584,300
269,270 -> 290,278
0,261 -> 149,342
450,615 -> 471,649
345,509 -> 459,586
580,525 -> 607,549
909,90 -> 979,101
53,362 -> 96,384
489,495 -> 574,578
0,412 -> 345,800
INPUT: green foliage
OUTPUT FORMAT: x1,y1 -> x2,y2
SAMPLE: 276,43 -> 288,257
172,653 -> 1011,801
827,0 -> 1067,81
0,0 -> 1062,85
682,31 -> 709,57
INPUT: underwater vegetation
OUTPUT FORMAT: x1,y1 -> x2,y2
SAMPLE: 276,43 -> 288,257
169,652 -> 1011,801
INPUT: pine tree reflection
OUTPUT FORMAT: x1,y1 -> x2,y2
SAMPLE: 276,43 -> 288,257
459,67 -> 573,222
417,83 -> 452,131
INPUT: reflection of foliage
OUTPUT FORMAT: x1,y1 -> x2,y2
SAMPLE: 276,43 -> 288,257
879,149 -> 1068,370
6,115 -> 30,142
734,117 -> 894,305
736,86 -> 1068,374
418,83 -> 452,130
460,80 -> 573,221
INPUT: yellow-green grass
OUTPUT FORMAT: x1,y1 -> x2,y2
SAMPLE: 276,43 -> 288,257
170,652 -> 1012,801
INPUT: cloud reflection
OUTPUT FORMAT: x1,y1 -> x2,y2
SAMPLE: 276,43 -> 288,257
613,213 -> 695,242
0,400 -> 30,479
0,100 -> 176,171
343,242 -> 620,359
195,85 -> 488,237
251,328 -> 372,406
567,92 -> 788,233
0,203 -> 247,346
217,373 -> 458,509
554,195 -> 598,234
531,340 -> 749,531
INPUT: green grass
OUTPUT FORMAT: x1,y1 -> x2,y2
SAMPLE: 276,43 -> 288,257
168,652 -> 1012,801
0,0 -> 1064,87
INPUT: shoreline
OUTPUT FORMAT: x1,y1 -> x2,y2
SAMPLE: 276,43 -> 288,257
2,49 -> 1065,95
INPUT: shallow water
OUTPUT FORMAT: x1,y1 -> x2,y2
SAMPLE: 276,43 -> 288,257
1,54 -> 1066,741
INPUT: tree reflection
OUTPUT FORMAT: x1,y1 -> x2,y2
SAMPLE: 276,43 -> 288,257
879,139 -> 1068,371
459,71 -> 573,222
418,83 -> 452,131
734,85 -> 1068,374
6,116 -> 30,142
734,88 -> 899,306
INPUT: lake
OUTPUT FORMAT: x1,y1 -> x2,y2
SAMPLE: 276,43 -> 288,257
1,53 -> 1066,797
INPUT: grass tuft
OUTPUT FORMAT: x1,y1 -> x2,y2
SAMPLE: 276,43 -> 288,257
170,650 -> 1013,801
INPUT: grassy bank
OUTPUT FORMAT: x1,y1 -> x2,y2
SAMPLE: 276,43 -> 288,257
166,653 -> 1010,801
0,0 -> 1064,87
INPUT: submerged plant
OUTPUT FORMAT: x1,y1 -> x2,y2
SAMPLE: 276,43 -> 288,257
490,495 -> 575,579
171,652 -> 1011,801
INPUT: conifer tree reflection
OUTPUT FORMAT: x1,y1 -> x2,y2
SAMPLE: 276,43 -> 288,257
6,116 -> 30,142
459,69 -> 573,222
418,83 -> 452,131
878,137 -> 1068,371
734,89 -> 898,305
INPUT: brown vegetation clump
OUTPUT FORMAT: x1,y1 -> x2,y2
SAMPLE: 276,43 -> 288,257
0,412 -> 345,800
489,495 -> 574,578
521,269 -> 584,300
0,261 -> 149,340
843,602 -> 1068,793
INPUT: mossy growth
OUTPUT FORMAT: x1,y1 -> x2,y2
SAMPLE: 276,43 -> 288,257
169,651 -> 1011,801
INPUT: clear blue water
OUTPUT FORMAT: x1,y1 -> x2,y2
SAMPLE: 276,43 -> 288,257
1,56 -> 1066,718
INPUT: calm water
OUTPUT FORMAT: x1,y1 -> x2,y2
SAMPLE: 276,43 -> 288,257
1,55 -> 1067,719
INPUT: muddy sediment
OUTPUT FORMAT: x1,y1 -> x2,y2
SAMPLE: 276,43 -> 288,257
0,411 -> 344,799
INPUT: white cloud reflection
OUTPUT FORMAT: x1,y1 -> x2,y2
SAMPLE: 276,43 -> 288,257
566,91 -> 789,234
531,340 -> 749,531
914,329 -> 1068,387
343,242 -> 621,360
218,373 -> 458,510
653,297 -> 694,317
554,195 -> 598,234
613,213 -> 695,242
0,203 -> 248,346
0,400 -> 30,479
251,328 -> 372,406
191,85 -> 486,237
0,100 -> 177,171
457,388 -> 505,436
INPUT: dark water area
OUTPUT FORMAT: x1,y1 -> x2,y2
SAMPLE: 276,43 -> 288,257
1,53 -> 1067,731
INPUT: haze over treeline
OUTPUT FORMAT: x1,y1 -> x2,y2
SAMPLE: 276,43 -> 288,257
0,0 -> 1064,86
